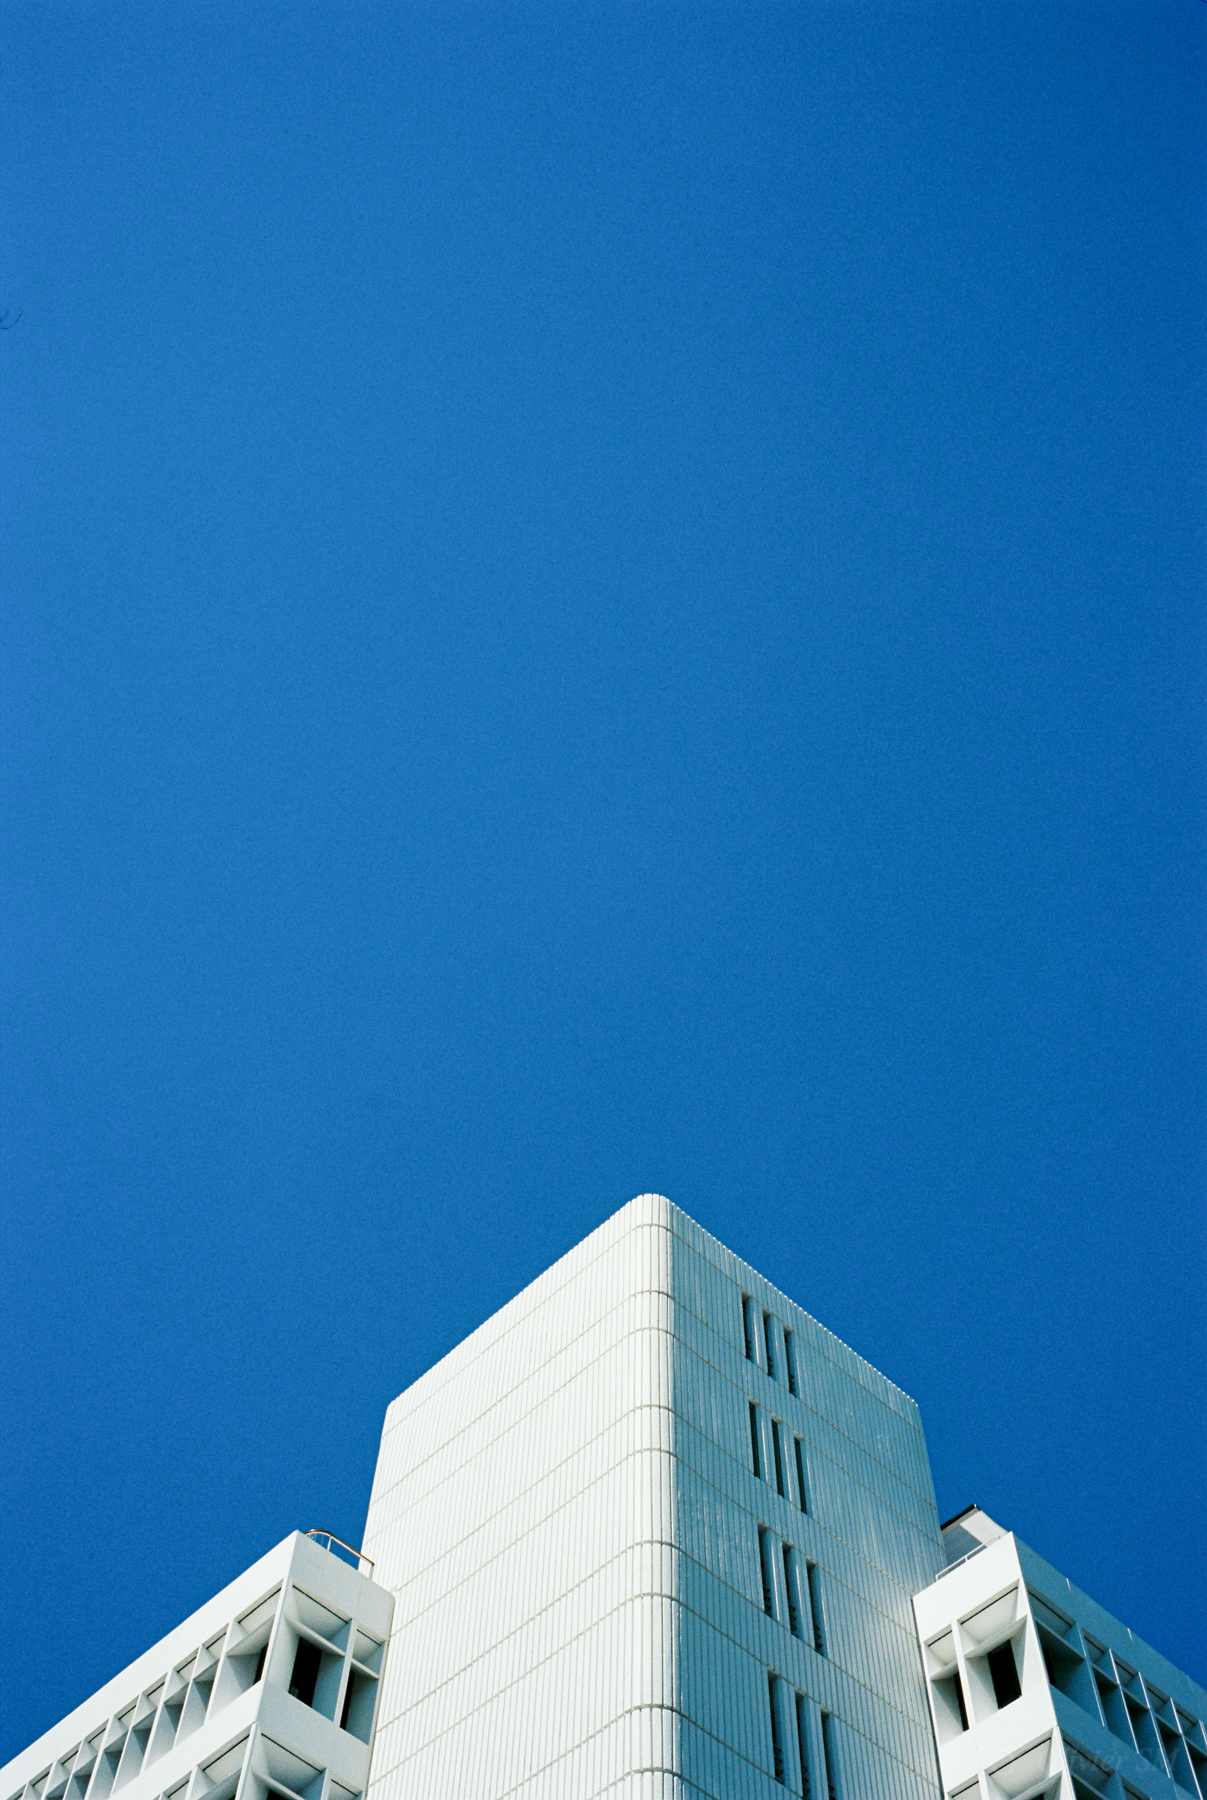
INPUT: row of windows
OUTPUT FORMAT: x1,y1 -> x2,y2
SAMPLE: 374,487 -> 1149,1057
758,1528 -> 825,1657
768,1675 -> 839,1798
742,1295 -> 800,1396
749,1401 -> 810,1513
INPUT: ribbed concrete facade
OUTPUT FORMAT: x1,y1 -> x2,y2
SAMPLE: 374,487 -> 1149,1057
362,1194 -> 947,1800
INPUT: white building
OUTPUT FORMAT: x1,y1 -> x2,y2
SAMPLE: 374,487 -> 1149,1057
914,1508 -> 1207,1800
7,1195 -> 1204,1800
1,1533 -> 394,1800
362,1193 -> 947,1800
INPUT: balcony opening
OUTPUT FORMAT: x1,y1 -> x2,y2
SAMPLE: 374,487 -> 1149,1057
986,1642 -> 1021,1709
289,1640 -> 322,1707
931,1673 -> 970,1742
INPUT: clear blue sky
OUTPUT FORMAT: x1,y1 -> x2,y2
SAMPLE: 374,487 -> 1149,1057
1,0 -> 1203,1753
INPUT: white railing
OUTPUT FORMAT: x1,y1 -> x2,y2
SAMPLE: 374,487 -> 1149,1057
931,1540 -> 989,1581
304,1528 -> 375,1576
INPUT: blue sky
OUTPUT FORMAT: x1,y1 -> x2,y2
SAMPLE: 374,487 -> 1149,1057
1,0 -> 1203,1753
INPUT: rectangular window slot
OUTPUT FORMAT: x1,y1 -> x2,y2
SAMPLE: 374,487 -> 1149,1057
764,1312 -> 778,1379
806,1563 -> 826,1656
795,1694 -> 812,1798
750,1402 -> 762,1479
771,1419 -> 786,1496
742,1295 -> 756,1361
784,1330 -> 798,1395
794,1438 -> 809,1513
820,1712 -> 839,1800
768,1676 -> 786,1785
759,1529 -> 776,1616
782,1545 -> 802,1639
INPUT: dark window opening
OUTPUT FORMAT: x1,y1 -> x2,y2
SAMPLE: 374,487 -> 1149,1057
807,1564 -> 826,1656
987,1642 -> 1022,1709
771,1419 -> 786,1497
783,1545 -> 802,1639
288,1638 -> 321,1706
769,1677 -> 785,1784
759,1530 -> 775,1616
253,1646 -> 267,1684
340,1679 -> 353,1731
934,1672 -> 969,1735
764,1312 -> 777,1379
794,1437 -> 809,1513
742,1296 -> 755,1361
750,1402 -> 762,1479
795,1694 -> 812,1798
785,1331 -> 798,1395
820,1711 -> 839,1800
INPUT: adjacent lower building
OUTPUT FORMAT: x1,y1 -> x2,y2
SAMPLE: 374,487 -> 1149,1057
1,1533 -> 393,1800
4,1196 -> 1203,1800
914,1508 -> 1207,1800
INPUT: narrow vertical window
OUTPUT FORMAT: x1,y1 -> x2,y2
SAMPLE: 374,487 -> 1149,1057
772,1418 -> 786,1497
763,1310 -> 778,1379
794,1437 -> 809,1514
750,1401 -> 762,1479
820,1712 -> 839,1800
759,1529 -> 776,1616
742,1295 -> 755,1361
782,1544 -> 802,1638
253,1645 -> 267,1684
769,1676 -> 786,1785
785,1329 -> 799,1395
795,1694 -> 812,1799
807,1564 -> 826,1656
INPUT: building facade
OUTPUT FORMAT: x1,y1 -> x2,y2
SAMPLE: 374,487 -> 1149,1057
2,1533 -> 394,1800
362,1193 -> 947,1800
6,1196 -> 1204,1800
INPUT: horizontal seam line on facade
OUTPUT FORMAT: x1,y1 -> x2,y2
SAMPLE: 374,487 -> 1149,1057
667,1209 -> 922,1411
671,1413 -> 943,1609
370,1310 -> 936,1536
369,1415 -> 928,1641
378,1424 -> 928,1675
377,1663 -> 935,1796
375,1220 -> 674,1433
376,1211 -> 920,1449
376,1568 -> 935,1782
371,1391 -> 938,1615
